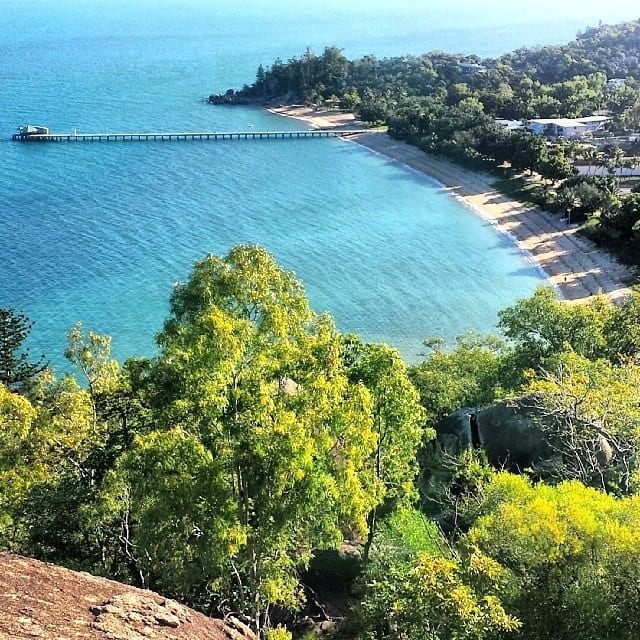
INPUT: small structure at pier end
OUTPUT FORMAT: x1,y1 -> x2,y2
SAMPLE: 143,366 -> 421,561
15,125 -> 50,139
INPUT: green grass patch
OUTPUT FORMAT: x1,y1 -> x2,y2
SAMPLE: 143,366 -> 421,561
492,175 -> 543,206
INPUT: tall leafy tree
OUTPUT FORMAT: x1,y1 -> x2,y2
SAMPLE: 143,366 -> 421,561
409,333 -> 508,421
497,287 -> 613,376
466,473 -> 640,640
524,351 -> 640,492
64,322 -> 119,429
603,291 -> 640,362
354,507 -> 519,640
342,337 -> 429,559
10,327 -> 128,576
119,246 -> 381,632
0,383 -> 37,547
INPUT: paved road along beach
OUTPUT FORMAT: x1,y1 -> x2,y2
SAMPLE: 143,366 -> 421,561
269,105 -> 634,304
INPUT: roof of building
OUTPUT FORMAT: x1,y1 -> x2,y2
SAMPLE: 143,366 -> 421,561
459,62 -> 486,72
576,115 -> 610,123
529,118 -> 589,128
495,118 -> 524,130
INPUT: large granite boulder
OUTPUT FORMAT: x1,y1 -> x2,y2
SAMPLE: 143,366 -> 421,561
434,407 -> 474,452
434,397 -> 553,470
475,399 -> 552,469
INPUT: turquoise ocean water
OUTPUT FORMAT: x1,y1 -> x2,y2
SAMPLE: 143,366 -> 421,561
2,0 -> 638,370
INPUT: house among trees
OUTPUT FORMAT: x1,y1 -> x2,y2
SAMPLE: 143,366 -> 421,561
605,77 -> 626,90
527,116 -> 609,139
575,115 -> 611,133
459,62 -> 486,74
496,118 -> 524,132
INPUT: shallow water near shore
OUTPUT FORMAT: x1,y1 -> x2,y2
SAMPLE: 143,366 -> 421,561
2,1 -> 638,369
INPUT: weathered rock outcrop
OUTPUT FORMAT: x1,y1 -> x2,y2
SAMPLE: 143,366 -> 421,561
0,553 -> 258,640
435,397 -> 552,470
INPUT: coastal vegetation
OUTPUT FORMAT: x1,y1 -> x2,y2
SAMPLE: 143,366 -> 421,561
4,246 -> 640,638
5,16 -> 640,640
215,21 -> 640,269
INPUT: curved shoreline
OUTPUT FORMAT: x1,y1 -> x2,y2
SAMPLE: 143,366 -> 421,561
351,137 -> 560,297
267,105 -> 634,304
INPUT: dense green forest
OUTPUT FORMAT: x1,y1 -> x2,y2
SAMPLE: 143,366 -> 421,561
4,245 -> 640,639
213,20 -> 640,268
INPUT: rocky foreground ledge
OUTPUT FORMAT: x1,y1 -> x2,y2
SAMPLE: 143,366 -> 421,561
0,553 -> 257,640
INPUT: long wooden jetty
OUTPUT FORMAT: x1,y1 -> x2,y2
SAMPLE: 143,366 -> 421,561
12,129 -> 371,143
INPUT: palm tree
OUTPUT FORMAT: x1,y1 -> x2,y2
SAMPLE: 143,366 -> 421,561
593,150 -> 609,177
581,146 -> 598,175
558,188 -> 582,226
606,145 -> 626,190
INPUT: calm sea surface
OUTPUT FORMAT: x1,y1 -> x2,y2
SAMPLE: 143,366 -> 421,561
2,0 -> 638,370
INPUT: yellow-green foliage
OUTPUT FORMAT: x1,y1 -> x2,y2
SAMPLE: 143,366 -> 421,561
357,546 -> 519,640
408,332 -> 506,420
0,371 -> 106,554
354,504 -> 519,640
466,473 -> 640,639
526,351 -> 640,443
65,322 -> 119,395
120,246 -> 386,629
0,383 -> 36,463
407,554 -> 520,639
0,384 -> 37,542
263,626 -> 292,640
524,351 -> 640,490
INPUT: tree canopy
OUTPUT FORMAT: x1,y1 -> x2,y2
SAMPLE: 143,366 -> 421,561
465,473 -> 640,640
0,308 -> 47,395
4,252 -> 640,640
114,246 -> 394,631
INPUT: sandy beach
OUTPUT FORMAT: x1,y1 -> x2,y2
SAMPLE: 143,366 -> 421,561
268,105 -> 635,303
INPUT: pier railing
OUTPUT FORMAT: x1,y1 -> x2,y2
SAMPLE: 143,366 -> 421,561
12,129 -> 374,143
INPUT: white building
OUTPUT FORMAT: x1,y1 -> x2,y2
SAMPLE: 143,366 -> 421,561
606,78 -> 626,91
496,118 -> 523,131
576,115 -> 610,133
527,118 -> 590,139
526,116 -> 610,139
459,62 -> 486,74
